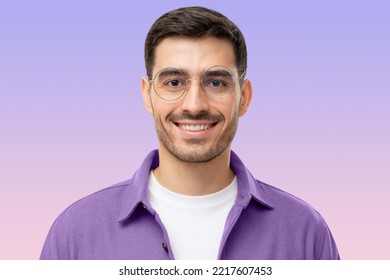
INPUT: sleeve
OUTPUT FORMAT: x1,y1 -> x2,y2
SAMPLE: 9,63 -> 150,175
316,218 -> 340,260
40,215 -> 70,260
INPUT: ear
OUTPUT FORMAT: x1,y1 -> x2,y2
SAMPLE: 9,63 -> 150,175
141,77 -> 154,115
239,79 -> 253,117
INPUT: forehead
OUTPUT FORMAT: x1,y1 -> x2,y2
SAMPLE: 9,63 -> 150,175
153,36 -> 236,75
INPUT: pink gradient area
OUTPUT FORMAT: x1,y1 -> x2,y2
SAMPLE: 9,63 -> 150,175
1,1 -> 389,259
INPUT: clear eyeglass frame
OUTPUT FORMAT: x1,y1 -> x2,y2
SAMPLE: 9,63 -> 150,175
148,65 -> 246,101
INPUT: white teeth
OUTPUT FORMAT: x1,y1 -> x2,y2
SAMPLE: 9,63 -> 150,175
180,124 -> 210,131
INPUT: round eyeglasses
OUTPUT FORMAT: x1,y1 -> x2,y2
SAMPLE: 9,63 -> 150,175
148,65 -> 245,101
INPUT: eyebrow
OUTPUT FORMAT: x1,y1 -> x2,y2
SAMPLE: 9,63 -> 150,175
204,69 -> 232,77
156,68 -> 188,78
155,68 -> 233,79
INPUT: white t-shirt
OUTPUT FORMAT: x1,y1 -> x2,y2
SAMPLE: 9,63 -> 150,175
148,171 -> 237,260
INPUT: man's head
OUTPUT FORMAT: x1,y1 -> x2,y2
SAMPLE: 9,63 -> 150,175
144,6 -> 247,79
142,7 -> 252,164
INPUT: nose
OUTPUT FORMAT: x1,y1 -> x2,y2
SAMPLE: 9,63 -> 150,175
179,79 -> 210,114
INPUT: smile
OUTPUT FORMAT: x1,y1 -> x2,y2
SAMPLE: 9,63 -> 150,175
174,122 -> 218,132
180,124 -> 209,131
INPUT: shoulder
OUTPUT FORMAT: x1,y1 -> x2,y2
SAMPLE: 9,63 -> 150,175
249,179 -> 331,239
65,180 -> 129,214
52,180 -> 131,230
244,180 -> 339,259
256,179 -> 322,219
40,180 -> 133,259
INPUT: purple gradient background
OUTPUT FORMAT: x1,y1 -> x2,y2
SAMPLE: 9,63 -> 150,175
1,0 -> 389,259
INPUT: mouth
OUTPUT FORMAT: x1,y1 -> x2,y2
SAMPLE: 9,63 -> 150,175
173,122 -> 218,132
169,112 -> 223,135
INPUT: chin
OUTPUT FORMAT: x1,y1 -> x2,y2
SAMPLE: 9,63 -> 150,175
167,144 -> 227,164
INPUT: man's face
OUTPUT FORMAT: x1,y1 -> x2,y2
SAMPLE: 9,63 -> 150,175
142,36 -> 251,164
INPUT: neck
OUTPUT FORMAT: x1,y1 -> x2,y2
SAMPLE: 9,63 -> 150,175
153,146 -> 235,196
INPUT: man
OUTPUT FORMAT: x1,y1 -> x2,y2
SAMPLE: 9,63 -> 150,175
40,6 -> 339,260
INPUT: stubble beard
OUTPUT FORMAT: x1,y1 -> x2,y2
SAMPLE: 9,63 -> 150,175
154,111 -> 239,164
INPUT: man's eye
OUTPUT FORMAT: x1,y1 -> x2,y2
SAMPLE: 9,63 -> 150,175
167,79 -> 181,87
164,79 -> 184,87
206,79 -> 226,88
212,80 -> 223,87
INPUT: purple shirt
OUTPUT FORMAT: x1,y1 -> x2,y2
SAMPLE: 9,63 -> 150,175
40,150 -> 339,260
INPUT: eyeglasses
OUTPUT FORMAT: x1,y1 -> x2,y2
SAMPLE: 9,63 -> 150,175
148,65 -> 245,101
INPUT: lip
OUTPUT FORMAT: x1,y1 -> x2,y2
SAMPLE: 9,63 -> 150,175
172,121 -> 219,136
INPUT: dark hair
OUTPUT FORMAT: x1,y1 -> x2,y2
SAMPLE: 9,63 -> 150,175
144,6 -> 247,79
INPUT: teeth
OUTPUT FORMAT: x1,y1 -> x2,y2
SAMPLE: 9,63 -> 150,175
180,124 -> 210,131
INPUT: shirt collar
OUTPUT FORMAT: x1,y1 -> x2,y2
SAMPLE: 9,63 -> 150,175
118,150 -> 159,222
229,151 -> 273,209
118,150 -> 273,223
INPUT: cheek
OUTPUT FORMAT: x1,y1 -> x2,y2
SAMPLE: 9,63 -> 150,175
151,101 -> 176,121
220,98 -> 240,121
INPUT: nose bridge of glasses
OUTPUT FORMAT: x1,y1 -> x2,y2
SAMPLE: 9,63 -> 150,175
184,77 -> 205,95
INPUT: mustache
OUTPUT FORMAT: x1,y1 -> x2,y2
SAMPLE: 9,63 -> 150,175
168,112 -> 223,122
